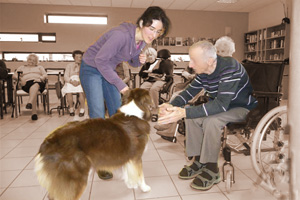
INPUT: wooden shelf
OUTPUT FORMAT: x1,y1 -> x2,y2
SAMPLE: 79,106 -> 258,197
244,23 -> 289,63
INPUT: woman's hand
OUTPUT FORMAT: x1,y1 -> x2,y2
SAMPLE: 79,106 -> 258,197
70,80 -> 80,86
139,54 -> 147,64
120,86 -> 130,94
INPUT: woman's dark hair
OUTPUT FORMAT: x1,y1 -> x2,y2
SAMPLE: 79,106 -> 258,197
136,6 -> 171,38
72,50 -> 83,58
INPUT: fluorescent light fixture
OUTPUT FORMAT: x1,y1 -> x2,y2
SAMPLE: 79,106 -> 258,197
0,33 -> 38,42
217,0 -> 237,3
45,14 -> 107,25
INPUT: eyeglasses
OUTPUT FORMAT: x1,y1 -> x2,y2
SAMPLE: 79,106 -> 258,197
147,26 -> 164,36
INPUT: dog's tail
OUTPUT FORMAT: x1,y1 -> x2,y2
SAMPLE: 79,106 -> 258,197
34,149 -> 91,200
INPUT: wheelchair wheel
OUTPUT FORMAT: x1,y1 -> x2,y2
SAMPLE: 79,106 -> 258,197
251,105 -> 289,199
225,170 -> 233,193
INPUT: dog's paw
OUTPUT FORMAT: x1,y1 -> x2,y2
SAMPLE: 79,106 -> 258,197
125,181 -> 138,189
140,184 -> 151,192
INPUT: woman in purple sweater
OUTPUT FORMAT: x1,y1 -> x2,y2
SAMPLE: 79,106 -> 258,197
79,6 -> 170,180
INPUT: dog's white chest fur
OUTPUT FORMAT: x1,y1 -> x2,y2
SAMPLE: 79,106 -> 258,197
119,100 -> 144,119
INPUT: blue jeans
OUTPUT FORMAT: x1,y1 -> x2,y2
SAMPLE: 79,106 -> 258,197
80,61 -> 121,119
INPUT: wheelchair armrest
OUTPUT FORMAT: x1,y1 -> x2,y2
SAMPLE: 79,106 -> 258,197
253,91 -> 283,98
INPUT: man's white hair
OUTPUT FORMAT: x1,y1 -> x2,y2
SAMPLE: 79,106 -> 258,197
214,36 -> 235,57
190,40 -> 217,62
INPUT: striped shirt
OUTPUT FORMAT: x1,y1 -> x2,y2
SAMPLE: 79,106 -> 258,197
171,56 -> 257,119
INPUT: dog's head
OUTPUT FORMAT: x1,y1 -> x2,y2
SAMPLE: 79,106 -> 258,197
122,88 -> 152,121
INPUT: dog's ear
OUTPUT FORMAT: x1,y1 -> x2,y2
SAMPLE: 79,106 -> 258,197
132,88 -> 152,121
121,89 -> 132,106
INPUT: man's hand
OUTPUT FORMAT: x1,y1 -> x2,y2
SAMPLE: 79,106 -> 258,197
158,106 -> 186,125
158,103 -> 173,117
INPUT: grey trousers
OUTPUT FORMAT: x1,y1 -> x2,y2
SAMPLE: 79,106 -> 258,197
185,107 -> 249,163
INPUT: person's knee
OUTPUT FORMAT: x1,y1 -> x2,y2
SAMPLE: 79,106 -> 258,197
202,117 -> 225,130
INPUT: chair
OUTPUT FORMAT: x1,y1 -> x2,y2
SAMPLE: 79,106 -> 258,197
0,79 -> 5,119
11,71 -> 50,118
45,68 -> 68,115
157,49 -> 175,104
158,75 -> 174,104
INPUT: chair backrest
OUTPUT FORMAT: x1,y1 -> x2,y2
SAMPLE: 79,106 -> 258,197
243,62 -> 285,94
242,62 -> 285,127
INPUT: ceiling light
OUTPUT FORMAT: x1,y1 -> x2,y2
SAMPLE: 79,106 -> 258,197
217,0 -> 238,3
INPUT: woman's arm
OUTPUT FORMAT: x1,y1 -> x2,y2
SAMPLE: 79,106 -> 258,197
64,64 -> 71,83
39,66 -> 48,81
122,62 -> 130,84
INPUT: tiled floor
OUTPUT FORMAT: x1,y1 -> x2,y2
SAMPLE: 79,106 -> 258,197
0,93 -> 278,200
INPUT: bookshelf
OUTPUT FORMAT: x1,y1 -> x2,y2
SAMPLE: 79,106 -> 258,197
244,23 -> 289,63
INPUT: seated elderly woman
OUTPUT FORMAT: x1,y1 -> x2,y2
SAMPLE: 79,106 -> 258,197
13,54 -> 47,120
139,48 -> 174,122
214,36 -> 236,57
61,50 -> 85,117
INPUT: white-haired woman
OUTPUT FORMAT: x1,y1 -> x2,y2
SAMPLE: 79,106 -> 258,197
214,36 -> 235,57
13,54 -> 47,120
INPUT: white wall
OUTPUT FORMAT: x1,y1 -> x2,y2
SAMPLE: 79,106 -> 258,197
248,0 -> 290,99
0,3 -> 248,64
248,1 -> 285,31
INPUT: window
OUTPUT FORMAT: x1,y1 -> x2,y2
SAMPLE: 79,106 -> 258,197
171,54 -> 190,62
0,33 -> 56,43
0,33 -> 38,42
3,52 -> 73,62
44,14 -> 107,25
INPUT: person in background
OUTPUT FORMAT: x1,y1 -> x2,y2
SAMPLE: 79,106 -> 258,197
79,6 -> 171,180
158,41 -> 257,191
115,62 -> 131,87
0,60 -> 8,79
138,47 -> 158,81
214,36 -> 235,57
140,49 -> 174,122
13,54 -> 47,120
61,50 -> 85,117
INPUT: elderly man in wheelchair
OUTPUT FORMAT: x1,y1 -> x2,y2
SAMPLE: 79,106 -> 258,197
158,41 -> 257,191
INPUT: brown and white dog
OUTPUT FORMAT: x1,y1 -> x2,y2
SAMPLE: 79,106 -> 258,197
34,88 -> 152,200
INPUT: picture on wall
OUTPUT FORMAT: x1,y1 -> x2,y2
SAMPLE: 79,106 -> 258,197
176,37 -> 182,46
170,37 -> 176,46
163,37 -> 169,46
157,38 -> 163,46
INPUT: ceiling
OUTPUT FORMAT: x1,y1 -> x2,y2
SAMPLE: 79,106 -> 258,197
0,0 -> 280,13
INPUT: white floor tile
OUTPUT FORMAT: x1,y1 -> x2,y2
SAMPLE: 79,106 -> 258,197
0,94 -> 285,200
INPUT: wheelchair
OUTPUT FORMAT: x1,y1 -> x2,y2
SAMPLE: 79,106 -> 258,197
158,75 -> 175,105
251,105 -> 289,199
221,60 -> 287,193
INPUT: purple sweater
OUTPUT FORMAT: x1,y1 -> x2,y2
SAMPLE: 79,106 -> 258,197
83,23 -> 146,91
